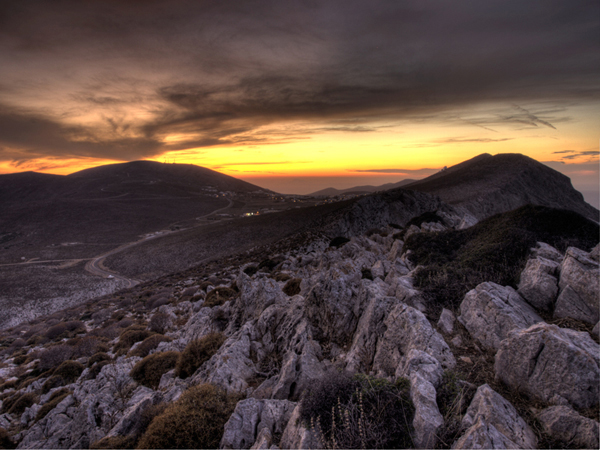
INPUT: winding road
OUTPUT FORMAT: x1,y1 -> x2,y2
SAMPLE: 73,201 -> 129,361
83,197 -> 234,287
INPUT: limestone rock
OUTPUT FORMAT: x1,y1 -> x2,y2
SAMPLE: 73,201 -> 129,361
373,303 -> 455,378
531,242 -> 563,263
371,260 -> 385,279
404,225 -> 421,240
537,405 -> 599,449
388,239 -> 404,262
437,308 -> 456,335
458,282 -> 543,350
517,257 -> 560,312
590,243 -> 600,262
554,285 -> 598,325
593,321 -> 599,339
220,398 -> 295,449
495,323 -> 600,409
106,386 -> 161,439
556,246 -> 600,324
410,371 -> 443,449
452,384 -> 537,449
279,403 -> 320,449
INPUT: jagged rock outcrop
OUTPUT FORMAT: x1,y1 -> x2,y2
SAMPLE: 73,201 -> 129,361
537,405 -> 599,449
220,398 -> 295,449
517,256 -> 560,312
554,246 -> 600,324
495,323 -> 600,409
279,403 -> 320,449
458,282 -> 543,350
452,384 -> 537,449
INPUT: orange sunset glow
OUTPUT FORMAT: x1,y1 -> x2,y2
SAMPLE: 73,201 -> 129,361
0,1 -> 597,202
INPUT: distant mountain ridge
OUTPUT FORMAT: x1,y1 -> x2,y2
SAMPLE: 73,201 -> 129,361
405,153 -> 599,222
309,178 -> 417,197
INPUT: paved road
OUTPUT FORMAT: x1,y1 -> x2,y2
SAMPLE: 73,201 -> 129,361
83,197 -> 234,287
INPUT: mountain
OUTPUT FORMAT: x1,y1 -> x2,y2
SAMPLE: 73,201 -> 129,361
0,161 -> 269,261
405,153 -> 599,222
309,179 -> 417,197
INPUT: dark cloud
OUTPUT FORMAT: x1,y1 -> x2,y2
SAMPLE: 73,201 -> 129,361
0,0 -> 598,163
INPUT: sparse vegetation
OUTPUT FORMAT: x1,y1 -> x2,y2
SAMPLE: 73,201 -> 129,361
329,236 -> 350,248
175,333 -> 226,379
203,287 -> 237,308
136,383 -> 239,449
128,334 -> 172,358
282,278 -> 302,296
130,351 -> 180,389
35,388 -> 71,422
148,313 -> 172,334
406,205 -> 599,313
114,327 -> 155,355
0,428 -> 16,449
5,392 -> 37,416
39,345 -> 73,371
90,435 -> 136,449
300,371 -> 414,449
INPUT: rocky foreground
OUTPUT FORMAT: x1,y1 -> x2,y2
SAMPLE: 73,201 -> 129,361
0,208 -> 598,449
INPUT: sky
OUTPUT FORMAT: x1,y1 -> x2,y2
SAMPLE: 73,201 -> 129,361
0,0 -> 598,203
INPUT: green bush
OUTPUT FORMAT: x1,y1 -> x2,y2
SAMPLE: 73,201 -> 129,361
128,334 -> 172,358
282,278 -> 302,296
406,205 -> 599,313
136,384 -> 239,449
35,389 -> 70,422
300,372 -> 414,449
175,333 -> 225,379
130,351 -> 180,389
204,288 -> 237,308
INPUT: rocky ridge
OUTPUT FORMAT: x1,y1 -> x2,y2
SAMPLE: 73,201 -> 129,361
0,207 -> 598,449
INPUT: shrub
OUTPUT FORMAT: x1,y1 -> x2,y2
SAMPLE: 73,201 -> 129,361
5,392 -> 37,416
258,258 -> 278,272
39,345 -> 73,371
283,278 -> 302,296
90,435 -> 136,449
114,327 -> 155,355
73,336 -> 108,358
87,361 -> 110,380
148,313 -> 172,334
435,371 -> 477,448
35,389 -> 70,422
136,384 -> 239,449
129,334 -> 172,358
329,236 -> 350,248
53,360 -> 84,381
175,333 -> 225,379
406,205 -> 600,313
0,428 -> 15,449
300,372 -> 414,449
273,272 -> 292,282
130,351 -> 179,389
204,287 -> 237,308
44,321 -> 85,341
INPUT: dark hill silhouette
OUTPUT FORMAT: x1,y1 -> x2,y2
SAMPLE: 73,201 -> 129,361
309,179 -> 416,197
0,161 -> 270,264
405,153 -> 599,222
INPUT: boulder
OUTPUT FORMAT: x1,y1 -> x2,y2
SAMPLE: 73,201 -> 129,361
556,246 -> 600,324
537,405 -> 599,449
495,323 -> 600,409
404,224 -> 421,239
410,371 -> 443,449
279,403 -> 320,449
371,260 -> 385,280
458,282 -> 543,350
452,384 -> 537,449
437,308 -> 456,335
517,257 -> 560,312
105,386 -> 161,439
589,243 -> 599,262
554,285 -> 598,325
220,398 -> 295,449
388,239 -> 404,262
531,242 -> 563,263
373,303 -> 455,378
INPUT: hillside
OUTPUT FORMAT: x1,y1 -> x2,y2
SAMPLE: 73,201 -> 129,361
309,179 -> 416,197
0,205 -> 597,449
406,153 -> 599,222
